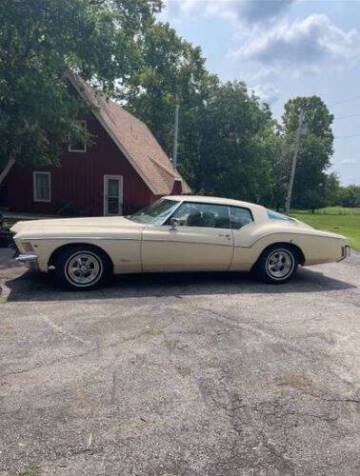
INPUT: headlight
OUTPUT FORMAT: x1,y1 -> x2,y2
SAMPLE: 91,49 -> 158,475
21,241 -> 35,253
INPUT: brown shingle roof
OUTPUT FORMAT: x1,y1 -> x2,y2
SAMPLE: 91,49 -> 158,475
68,73 -> 191,196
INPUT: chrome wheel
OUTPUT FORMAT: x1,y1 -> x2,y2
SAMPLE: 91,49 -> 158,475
265,248 -> 295,281
65,252 -> 103,287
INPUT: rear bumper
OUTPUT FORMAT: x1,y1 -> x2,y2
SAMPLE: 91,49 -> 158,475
15,253 -> 39,271
337,245 -> 351,262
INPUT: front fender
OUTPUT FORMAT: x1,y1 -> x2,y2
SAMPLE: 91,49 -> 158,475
15,236 -> 142,274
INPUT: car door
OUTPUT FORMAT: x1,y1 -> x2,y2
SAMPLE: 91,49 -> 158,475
141,202 -> 234,272
229,206 -> 256,271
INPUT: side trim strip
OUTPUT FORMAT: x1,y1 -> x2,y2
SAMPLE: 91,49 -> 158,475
30,236 -> 234,248
239,231 -> 343,249
29,237 -> 139,241
26,230 -> 342,249
144,239 -> 234,248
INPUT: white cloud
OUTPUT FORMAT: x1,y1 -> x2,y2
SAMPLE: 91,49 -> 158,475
231,0 -> 295,23
251,83 -> 279,104
162,0 -> 295,23
234,14 -> 360,72
162,0 -> 197,16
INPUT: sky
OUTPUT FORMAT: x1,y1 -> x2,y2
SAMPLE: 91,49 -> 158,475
159,0 -> 360,186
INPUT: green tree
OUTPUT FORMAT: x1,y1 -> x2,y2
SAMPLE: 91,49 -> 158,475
282,96 -> 334,210
187,81 -> 278,204
339,185 -> 360,208
323,172 -> 341,206
0,0 -> 161,168
124,22 -> 215,155
125,24 -> 280,205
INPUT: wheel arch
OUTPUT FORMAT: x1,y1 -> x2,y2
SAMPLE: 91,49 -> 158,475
48,243 -> 114,272
253,241 -> 305,269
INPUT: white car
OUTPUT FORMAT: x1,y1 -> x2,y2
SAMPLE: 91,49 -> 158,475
12,195 -> 351,290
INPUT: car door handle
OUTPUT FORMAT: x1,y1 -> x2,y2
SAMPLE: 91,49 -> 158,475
218,233 -> 231,239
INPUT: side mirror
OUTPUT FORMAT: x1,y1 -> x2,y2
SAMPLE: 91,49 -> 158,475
170,217 -> 179,230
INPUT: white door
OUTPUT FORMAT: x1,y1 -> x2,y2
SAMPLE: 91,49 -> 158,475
104,175 -> 123,216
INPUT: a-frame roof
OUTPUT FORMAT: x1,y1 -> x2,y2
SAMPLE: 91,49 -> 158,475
68,73 -> 191,196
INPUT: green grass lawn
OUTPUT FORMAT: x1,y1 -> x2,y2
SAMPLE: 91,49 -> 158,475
291,208 -> 360,252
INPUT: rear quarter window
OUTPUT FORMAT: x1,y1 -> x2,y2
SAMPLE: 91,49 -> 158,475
267,210 -> 296,222
230,207 -> 254,229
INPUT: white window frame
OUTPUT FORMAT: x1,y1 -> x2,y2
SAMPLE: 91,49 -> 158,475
68,120 -> 87,153
103,175 -> 123,216
33,171 -> 51,203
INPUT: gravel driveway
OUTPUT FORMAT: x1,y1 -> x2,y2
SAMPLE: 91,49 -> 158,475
1,249 -> 360,476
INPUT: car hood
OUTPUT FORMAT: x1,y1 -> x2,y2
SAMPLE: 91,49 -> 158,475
11,216 -> 143,238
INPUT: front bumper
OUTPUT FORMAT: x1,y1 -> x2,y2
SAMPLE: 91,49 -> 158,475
15,253 -> 39,271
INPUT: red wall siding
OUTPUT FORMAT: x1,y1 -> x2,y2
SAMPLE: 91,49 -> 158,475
2,116 -> 158,216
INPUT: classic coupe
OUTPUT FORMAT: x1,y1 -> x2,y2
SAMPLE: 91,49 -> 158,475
12,195 -> 351,290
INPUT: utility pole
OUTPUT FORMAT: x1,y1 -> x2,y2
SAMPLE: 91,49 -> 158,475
172,102 -> 180,168
285,108 -> 305,213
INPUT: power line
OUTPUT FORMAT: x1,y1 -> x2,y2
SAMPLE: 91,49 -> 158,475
334,134 -> 360,140
335,113 -> 360,120
329,95 -> 360,107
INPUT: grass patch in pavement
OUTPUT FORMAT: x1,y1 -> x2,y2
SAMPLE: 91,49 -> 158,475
19,465 -> 41,476
176,365 -> 192,377
146,326 -> 164,336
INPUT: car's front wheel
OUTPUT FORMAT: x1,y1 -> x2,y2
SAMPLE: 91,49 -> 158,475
54,245 -> 111,290
255,245 -> 299,284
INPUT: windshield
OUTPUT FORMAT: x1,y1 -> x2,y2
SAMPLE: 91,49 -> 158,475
129,199 -> 180,225
267,209 -> 296,222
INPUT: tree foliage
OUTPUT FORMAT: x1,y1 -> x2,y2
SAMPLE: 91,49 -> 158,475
1,4 -> 349,210
281,96 -> 334,210
124,22 -> 215,153
124,25 -> 337,209
124,24 -> 279,205
182,81 -> 278,205
338,185 -> 360,208
0,0 -> 161,167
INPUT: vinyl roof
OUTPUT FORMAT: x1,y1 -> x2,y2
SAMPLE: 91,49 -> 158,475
165,194 -> 265,210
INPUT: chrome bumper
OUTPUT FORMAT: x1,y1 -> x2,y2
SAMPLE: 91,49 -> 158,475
15,253 -> 39,270
337,245 -> 351,262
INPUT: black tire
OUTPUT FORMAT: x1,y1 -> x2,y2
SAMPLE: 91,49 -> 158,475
54,245 -> 111,290
255,244 -> 299,284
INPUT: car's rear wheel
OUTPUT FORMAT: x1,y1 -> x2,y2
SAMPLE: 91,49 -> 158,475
54,245 -> 111,290
255,245 -> 298,284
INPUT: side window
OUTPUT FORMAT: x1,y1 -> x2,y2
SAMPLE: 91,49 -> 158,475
230,207 -> 253,229
170,202 -> 231,229
267,209 -> 295,222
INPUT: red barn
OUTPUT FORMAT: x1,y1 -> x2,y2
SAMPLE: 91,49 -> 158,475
0,74 -> 190,217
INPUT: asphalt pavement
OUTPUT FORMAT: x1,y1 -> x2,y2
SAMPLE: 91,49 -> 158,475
1,249 -> 360,475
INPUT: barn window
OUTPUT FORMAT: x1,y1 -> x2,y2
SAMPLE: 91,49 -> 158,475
68,120 -> 87,153
33,172 -> 51,202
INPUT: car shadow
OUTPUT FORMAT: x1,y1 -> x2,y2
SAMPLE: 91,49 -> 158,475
3,266 -> 357,302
